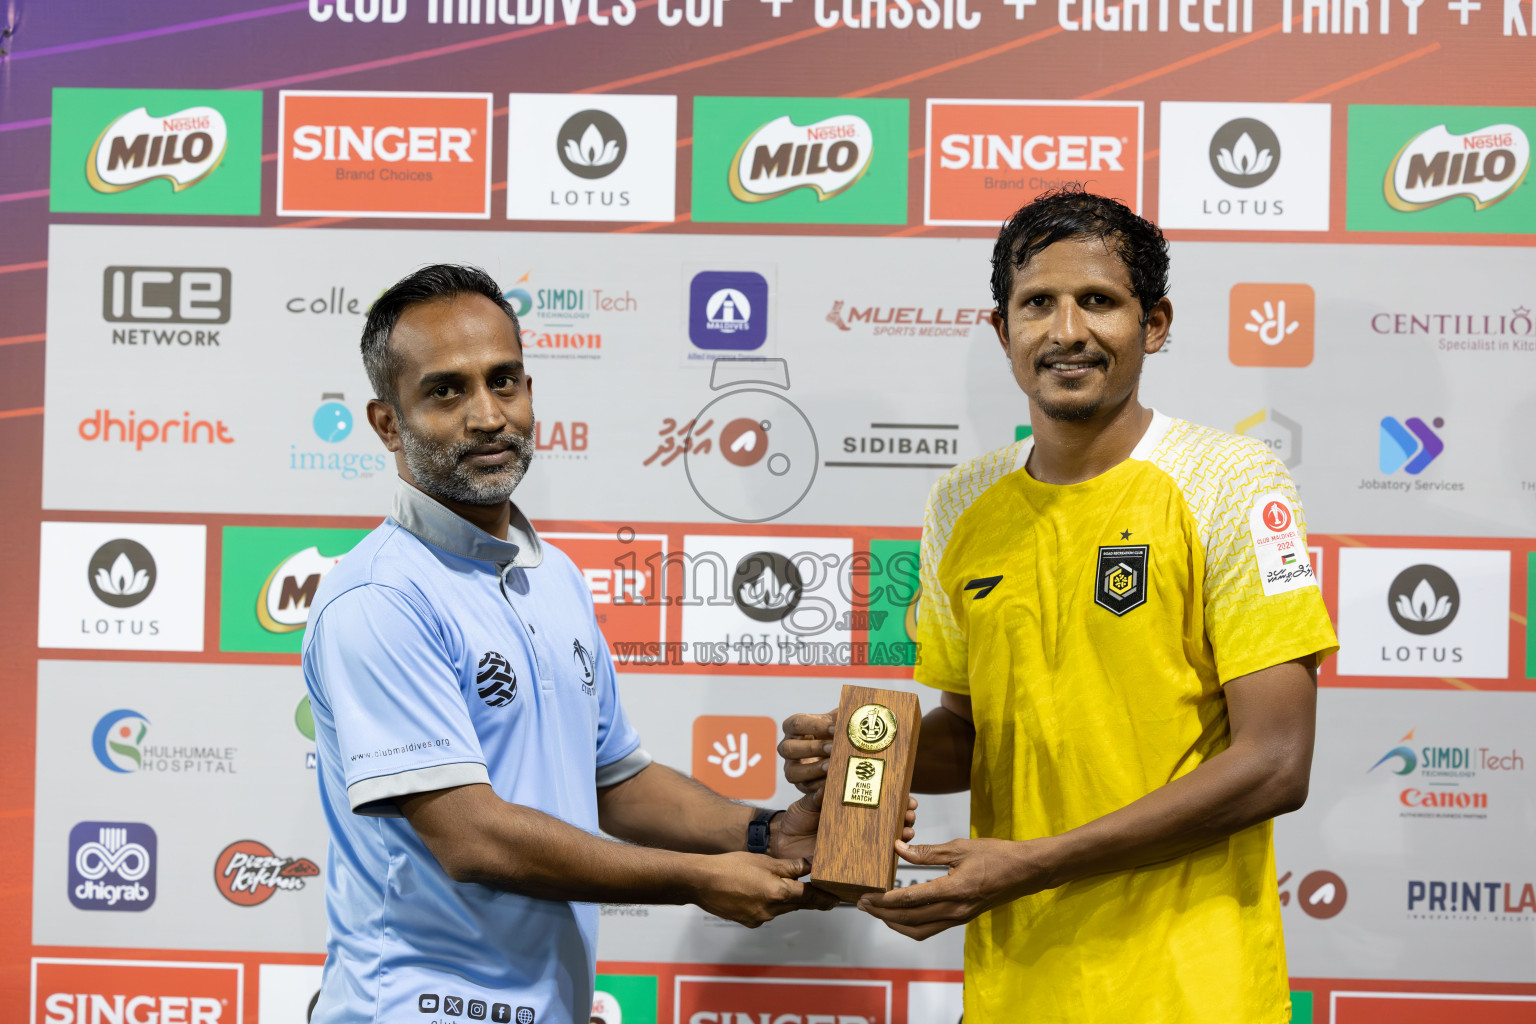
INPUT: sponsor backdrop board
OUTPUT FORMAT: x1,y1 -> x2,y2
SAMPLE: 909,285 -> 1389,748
3,3 -> 1534,1023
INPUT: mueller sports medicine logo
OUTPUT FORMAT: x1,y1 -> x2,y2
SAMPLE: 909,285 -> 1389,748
214,839 -> 319,905
68,822 -> 156,911
104,267 -> 229,348
1386,123 -> 1530,212
825,300 -> 990,338
86,106 -> 227,194
926,100 -> 1142,226
730,114 -> 873,203
278,91 -> 493,218
33,958 -> 242,1024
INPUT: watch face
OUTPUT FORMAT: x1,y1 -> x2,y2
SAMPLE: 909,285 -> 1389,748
684,387 -> 818,523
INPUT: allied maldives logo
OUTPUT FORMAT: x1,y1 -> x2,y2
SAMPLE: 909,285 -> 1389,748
689,271 -> 769,352
50,87 -> 262,215
214,839 -> 319,905
68,822 -> 156,911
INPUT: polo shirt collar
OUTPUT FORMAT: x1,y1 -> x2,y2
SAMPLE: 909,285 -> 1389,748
391,478 -> 544,569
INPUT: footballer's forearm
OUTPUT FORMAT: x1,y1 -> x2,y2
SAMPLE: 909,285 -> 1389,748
911,693 -> 976,794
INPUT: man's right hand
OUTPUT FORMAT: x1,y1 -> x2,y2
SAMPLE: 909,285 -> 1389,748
690,852 -> 837,927
778,708 -> 838,794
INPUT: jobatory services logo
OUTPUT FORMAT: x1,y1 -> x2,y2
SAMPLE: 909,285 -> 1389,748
1236,409 -> 1302,469
50,87 -> 262,215
68,822 -> 157,911
278,90 -> 494,218
676,976 -> 891,1024
219,526 -> 370,654
102,267 -> 231,352
1347,105 -> 1536,233
38,522 -> 207,652
1336,548 -> 1510,678
692,97 -> 908,225
925,99 -> 1142,226
505,94 -> 677,222
32,958 -> 243,1024
1158,102 -> 1331,230
91,707 -> 239,776
692,716 -> 777,799
1374,417 -> 1456,493
213,839 -> 319,906
1228,284 -> 1315,366
689,271 -> 770,353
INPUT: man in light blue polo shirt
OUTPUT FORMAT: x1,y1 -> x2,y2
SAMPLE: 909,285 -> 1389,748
303,265 -> 856,1024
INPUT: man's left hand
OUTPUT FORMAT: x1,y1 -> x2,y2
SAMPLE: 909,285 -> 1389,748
773,789 -> 919,866
857,837 -> 1050,940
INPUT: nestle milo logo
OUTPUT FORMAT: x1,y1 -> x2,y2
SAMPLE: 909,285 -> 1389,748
730,114 -> 874,203
87,106 -> 229,194
1386,123 -> 1530,212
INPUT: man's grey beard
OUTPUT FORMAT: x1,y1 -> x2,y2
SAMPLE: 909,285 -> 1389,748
399,417 -> 537,506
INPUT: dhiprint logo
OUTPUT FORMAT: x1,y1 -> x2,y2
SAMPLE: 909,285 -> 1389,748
213,839 -> 320,906
102,267 -> 231,326
557,110 -> 625,179
92,709 -> 151,773
1387,565 -> 1459,635
1210,118 -> 1280,188
1379,416 -> 1444,475
732,551 -> 804,623
88,540 -> 156,608
68,822 -> 156,911
477,651 -> 518,707
1228,284 -> 1315,367
689,271 -> 769,352
693,715 -> 777,799
1386,123 -> 1530,212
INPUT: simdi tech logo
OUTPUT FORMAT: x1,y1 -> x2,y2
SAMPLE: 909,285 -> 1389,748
692,97 -> 908,225
1347,105 -> 1536,234
925,99 -> 1142,226
278,91 -> 494,218
219,526 -> 370,654
50,88 -> 262,215
32,958 -> 244,1024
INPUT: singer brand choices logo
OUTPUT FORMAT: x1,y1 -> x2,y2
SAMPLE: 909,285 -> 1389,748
1228,283 -> 1315,367
677,977 -> 891,1024
32,959 -> 242,1024
278,91 -> 494,218
1347,105 -> 1536,234
50,88 -> 263,215
692,97 -> 908,225
692,716 -> 777,799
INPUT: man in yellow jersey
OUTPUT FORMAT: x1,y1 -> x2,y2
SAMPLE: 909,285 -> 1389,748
780,187 -> 1338,1024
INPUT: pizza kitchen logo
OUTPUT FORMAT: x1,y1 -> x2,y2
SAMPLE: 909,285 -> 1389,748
213,839 -> 319,905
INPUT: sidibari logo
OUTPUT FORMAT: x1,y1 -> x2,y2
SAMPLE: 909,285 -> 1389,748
213,839 -> 319,906
730,115 -> 873,203
1386,123 -> 1530,212
87,106 -> 228,194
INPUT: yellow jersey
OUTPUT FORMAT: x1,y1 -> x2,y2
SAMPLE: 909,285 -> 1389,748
914,412 -> 1338,1024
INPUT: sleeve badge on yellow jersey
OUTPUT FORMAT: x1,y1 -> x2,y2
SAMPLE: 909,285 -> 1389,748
1094,545 -> 1149,615
1248,493 -> 1318,596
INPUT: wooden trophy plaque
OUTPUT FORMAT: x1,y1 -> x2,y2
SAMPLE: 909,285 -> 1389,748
809,684 -> 922,901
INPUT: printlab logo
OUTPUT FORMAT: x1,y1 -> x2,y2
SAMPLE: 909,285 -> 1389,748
88,539 -> 157,608
1094,545 -> 1148,616
214,839 -> 319,906
1278,869 -> 1347,919
557,110 -> 625,178
1209,118 -> 1280,187
689,271 -> 769,352
732,552 -> 803,622
102,267 -> 232,325
68,821 -> 156,911
92,709 -> 151,773
1228,283 -> 1315,367
477,651 -> 518,707
1387,565 -> 1458,635
1379,416 -> 1444,475
692,715 -> 777,799
1236,409 -> 1301,469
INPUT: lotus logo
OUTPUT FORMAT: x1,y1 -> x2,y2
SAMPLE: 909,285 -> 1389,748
732,551 -> 803,623
87,539 -> 157,608
730,114 -> 874,203
556,110 -> 626,180
1387,565 -> 1459,635
1209,118 -> 1280,188
87,105 -> 229,194
1386,123 -> 1530,212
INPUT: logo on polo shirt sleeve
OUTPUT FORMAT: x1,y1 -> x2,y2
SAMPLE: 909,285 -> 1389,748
1094,544 -> 1149,615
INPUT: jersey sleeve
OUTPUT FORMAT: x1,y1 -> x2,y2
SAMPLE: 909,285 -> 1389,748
912,478 -> 970,695
590,626 -> 650,787
1201,447 -> 1340,683
306,584 -> 489,817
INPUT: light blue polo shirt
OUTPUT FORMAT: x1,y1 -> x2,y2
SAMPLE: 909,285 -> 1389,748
303,479 -> 650,1024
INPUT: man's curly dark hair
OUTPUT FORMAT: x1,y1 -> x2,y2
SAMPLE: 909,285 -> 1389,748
989,186 -> 1170,325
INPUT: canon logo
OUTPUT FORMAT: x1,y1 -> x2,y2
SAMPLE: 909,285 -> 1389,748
43,993 -> 222,1024
290,125 -> 474,163
939,132 -> 1124,172
688,1016 -> 870,1024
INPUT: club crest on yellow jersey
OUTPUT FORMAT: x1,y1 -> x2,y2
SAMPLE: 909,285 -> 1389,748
1094,545 -> 1149,615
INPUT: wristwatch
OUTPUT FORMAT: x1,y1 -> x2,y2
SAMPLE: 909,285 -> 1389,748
746,808 -> 785,855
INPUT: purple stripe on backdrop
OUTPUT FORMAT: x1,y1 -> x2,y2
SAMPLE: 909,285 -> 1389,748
0,117 -> 52,134
8,1 -> 309,60
0,189 -> 48,204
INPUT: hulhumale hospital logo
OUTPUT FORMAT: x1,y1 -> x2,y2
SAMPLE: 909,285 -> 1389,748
92,709 -> 151,773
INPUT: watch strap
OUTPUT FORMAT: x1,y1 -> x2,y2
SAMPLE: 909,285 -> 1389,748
746,808 -> 784,855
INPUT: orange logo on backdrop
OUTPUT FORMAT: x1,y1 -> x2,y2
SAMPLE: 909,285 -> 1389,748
692,715 -> 778,799
278,91 -> 492,218
33,958 -> 242,1024
545,532 -> 666,652
677,976 -> 890,1024
925,101 -> 1141,226
1229,283 -> 1316,367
